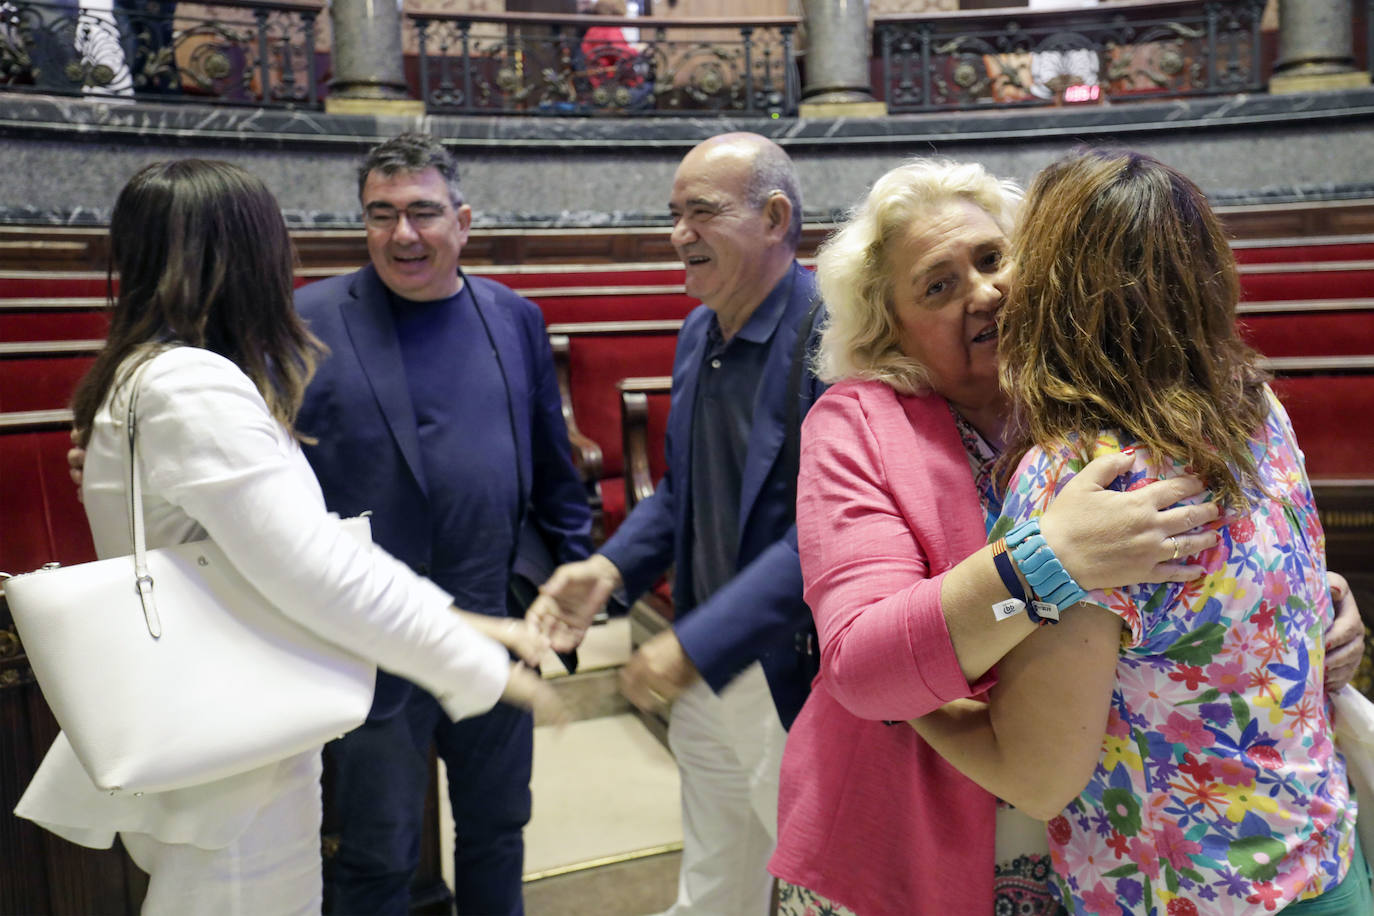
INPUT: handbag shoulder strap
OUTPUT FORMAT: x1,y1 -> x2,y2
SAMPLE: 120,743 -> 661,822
123,356 -> 163,639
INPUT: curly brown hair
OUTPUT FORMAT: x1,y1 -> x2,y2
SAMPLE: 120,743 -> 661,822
997,148 -> 1269,507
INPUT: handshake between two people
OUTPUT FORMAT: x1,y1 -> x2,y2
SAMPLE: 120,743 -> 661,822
456,611 -> 570,727
527,555 -> 700,716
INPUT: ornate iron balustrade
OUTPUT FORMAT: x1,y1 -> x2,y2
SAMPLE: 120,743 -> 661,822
405,11 -> 799,117
874,0 -> 1266,113
0,0 -> 321,105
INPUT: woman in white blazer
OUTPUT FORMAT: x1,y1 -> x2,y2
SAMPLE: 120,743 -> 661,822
16,159 -> 560,915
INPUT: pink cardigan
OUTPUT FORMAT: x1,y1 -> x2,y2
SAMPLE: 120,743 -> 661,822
770,379 -> 1000,915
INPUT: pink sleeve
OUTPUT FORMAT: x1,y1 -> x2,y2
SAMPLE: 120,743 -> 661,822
796,390 -> 991,721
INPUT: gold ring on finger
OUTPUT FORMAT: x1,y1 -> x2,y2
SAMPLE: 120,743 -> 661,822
1169,536 -> 1180,561
647,688 -> 668,706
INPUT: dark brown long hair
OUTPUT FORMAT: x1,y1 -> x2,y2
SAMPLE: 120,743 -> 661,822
71,159 -> 323,444
997,148 -> 1269,507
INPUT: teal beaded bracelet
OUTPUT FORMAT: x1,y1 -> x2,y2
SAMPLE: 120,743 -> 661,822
1004,518 -> 1088,616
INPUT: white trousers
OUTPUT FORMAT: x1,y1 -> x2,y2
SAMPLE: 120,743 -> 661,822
658,664 -> 788,916
122,751 -> 324,916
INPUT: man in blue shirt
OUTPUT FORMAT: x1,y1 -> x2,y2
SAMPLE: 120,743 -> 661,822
532,132 -> 824,916
295,133 -> 592,915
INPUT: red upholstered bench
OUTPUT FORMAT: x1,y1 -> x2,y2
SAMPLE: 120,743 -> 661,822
1265,356 -> 1374,479
0,300 -> 108,343
471,263 -> 686,291
0,410 -> 96,576
548,321 -> 681,541
1237,300 -> 1374,359
0,341 -> 101,413
0,272 -> 109,299
1231,236 -> 1374,265
1264,356 -> 1374,618
528,287 -> 697,326
1238,262 -> 1374,302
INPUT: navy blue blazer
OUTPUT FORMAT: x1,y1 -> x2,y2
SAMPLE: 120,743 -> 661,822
295,264 -> 592,719
599,261 -> 824,729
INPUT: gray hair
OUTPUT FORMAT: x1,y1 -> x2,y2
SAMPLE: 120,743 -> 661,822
357,132 -> 464,205
813,158 -> 1022,393
744,139 -> 803,250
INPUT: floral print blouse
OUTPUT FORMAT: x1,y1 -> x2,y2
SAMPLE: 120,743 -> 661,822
996,388 -> 1354,915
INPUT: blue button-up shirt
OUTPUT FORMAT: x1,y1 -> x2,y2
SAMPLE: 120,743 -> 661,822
687,272 -> 793,609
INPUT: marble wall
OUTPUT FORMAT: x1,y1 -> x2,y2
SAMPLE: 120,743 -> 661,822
2,87 -> 1373,228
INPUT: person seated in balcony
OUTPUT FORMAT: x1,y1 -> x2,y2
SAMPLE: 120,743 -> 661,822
580,0 -> 653,108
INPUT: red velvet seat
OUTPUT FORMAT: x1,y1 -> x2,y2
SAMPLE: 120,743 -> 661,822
1271,373 -> 1374,479
1232,240 -> 1374,264
597,379 -> 674,538
472,264 -> 685,291
1238,306 -> 1374,358
0,425 -> 96,575
0,274 -> 109,298
551,327 -> 680,539
1238,266 -> 1374,302
0,353 -> 98,412
0,307 -> 108,343
534,291 -> 697,325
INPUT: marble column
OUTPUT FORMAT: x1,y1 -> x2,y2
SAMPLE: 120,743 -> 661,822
324,0 -> 425,114
1269,0 -> 1370,93
798,0 -> 886,116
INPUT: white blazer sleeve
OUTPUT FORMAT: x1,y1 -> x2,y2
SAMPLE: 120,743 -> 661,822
129,348 -> 509,721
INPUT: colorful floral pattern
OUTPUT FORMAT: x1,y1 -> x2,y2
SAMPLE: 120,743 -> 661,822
998,388 -> 1354,915
995,852 -> 1070,916
774,877 -> 860,916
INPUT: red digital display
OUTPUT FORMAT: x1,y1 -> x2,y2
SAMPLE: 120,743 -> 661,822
1064,84 -> 1101,103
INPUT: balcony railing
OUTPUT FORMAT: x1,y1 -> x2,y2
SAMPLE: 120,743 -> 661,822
0,0 -> 320,104
2,0 -> 1367,115
874,0 -> 1268,113
405,11 -> 799,117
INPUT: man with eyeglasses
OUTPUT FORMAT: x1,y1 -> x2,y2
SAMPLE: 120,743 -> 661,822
293,132 -> 592,915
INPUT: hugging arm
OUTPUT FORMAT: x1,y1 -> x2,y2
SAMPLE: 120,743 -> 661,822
908,604 -> 1123,819
1326,572 -> 1366,691
797,392 -> 1217,724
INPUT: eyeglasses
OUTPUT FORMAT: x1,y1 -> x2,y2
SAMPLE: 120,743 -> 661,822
363,203 -> 449,231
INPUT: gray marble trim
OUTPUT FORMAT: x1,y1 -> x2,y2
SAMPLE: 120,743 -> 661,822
7,180 -> 1374,229
3,87 -> 1374,152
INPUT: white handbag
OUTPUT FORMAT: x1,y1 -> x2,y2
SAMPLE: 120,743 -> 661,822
1332,685 -> 1374,874
4,363 -> 376,796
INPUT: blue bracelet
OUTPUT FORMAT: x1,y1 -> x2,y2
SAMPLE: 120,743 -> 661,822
990,538 -> 1034,623
990,539 -> 1028,603
1005,519 -> 1087,618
